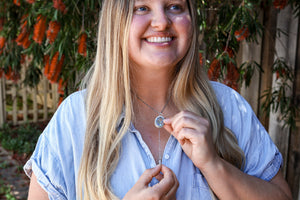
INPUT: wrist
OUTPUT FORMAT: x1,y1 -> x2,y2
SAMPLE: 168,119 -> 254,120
198,156 -> 224,175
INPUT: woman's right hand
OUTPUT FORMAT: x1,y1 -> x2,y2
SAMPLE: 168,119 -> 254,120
123,164 -> 179,200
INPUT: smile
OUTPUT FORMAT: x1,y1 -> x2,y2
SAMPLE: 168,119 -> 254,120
146,37 -> 173,43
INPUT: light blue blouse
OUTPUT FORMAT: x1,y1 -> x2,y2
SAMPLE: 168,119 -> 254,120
24,82 -> 282,200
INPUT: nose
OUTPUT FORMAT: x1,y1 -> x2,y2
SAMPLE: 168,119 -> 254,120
151,9 -> 171,30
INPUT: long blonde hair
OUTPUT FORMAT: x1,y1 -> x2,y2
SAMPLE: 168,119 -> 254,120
78,0 -> 244,199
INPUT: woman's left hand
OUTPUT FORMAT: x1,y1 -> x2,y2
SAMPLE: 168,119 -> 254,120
163,111 -> 218,170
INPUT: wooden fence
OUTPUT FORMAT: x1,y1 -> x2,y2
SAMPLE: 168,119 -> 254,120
0,70 -> 59,126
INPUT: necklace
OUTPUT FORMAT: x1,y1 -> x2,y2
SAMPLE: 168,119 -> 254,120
136,95 -> 170,128
136,95 -> 171,164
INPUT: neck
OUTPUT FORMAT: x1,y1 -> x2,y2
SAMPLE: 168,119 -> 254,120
131,64 -> 174,107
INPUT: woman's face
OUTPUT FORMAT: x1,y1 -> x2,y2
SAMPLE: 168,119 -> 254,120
128,0 -> 192,70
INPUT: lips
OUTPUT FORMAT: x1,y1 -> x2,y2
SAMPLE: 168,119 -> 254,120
146,36 -> 173,43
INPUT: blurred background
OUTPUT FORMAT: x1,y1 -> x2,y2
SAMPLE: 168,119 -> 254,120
0,0 -> 299,199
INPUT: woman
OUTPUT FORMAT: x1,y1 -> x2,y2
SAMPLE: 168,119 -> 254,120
25,0 -> 292,199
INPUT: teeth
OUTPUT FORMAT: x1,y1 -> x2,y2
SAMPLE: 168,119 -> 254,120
147,37 -> 172,43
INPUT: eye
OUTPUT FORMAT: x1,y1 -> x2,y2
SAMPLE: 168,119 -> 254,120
168,4 -> 184,13
134,6 -> 149,14
170,5 -> 182,10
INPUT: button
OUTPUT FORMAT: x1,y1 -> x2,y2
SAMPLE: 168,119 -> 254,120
164,154 -> 170,160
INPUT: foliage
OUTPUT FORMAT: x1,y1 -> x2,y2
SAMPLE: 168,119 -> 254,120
0,180 -> 17,200
0,123 -> 42,155
0,0 -> 299,129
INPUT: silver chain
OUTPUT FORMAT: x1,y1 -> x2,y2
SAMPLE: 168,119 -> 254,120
136,94 -> 171,164
136,95 -> 171,115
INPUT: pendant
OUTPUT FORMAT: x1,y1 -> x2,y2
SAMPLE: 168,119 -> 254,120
155,115 -> 164,128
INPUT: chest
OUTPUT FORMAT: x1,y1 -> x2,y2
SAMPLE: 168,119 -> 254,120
109,131 -> 212,199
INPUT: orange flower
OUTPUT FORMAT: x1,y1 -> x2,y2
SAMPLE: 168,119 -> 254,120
58,78 -> 66,95
47,52 -> 65,83
207,58 -> 221,81
46,21 -> 60,44
26,0 -> 36,3
16,31 -> 31,49
33,15 -> 47,45
22,33 -> 31,49
78,33 -> 87,57
234,27 -> 249,42
224,63 -> 239,91
273,0 -> 288,9
13,0 -> 20,6
43,55 -> 50,78
53,0 -> 67,14
0,37 -> 5,54
48,52 -> 59,79
16,30 -> 27,46
20,15 -> 28,30
50,54 -> 65,83
57,96 -> 64,107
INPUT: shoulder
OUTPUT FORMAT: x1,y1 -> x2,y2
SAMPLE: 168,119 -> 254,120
210,81 -> 251,112
40,90 -> 87,156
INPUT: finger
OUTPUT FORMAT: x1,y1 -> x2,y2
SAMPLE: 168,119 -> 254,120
151,165 -> 176,196
164,176 -> 179,200
172,115 -> 209,138
154,172 -> 164,182
177,128 -> 200,145
137,165 -> 162,187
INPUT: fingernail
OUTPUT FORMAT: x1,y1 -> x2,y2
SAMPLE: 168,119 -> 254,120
163,118 -> 171,123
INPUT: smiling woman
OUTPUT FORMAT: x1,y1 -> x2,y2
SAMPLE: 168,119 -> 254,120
25,0 -> 292,200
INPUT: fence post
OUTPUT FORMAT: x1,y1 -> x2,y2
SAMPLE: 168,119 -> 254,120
0,78 -> 5,126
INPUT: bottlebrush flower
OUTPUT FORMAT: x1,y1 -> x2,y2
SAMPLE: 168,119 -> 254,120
57,96 -> 64,107
13,0 -> 21,6
16,31 -> 31,49
273,0 -> 288,10
26,0 -> 36,3
43,55 -> 50,78
46,21 -> 60,44
16,15 -> 31,49
207,58 -> 221,81
33,15 -> 47,45
234,27 -> 249,42
58,78 -> 65,95
78,33 -> 87,57
0,37 -> 5,54
53,0 -> 67,14
224,63 -> 239,91
47,52 -> 64,83
22,33 -> 31,49
50,54 -> 65,83
48,52 -> 59,79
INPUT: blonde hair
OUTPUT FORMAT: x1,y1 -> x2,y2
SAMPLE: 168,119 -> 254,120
78,0 -> 244,199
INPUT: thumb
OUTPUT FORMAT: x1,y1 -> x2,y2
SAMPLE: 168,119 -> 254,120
163,118 -> 173,134
138,165 -> 162,186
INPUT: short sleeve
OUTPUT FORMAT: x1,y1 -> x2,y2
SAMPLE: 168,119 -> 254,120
212,82 -> 282,181
24,91 -> 86,200
24,134 -> 67,200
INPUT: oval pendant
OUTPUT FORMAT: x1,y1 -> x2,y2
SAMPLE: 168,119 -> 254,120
155,115 -> 164,128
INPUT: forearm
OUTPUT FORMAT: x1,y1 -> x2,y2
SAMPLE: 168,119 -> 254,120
200,158 -> 292,200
